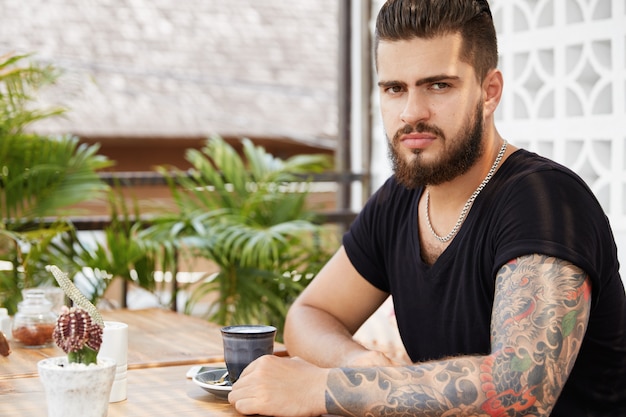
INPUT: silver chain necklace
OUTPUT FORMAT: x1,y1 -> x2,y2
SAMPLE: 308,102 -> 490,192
425,140 -> 508,243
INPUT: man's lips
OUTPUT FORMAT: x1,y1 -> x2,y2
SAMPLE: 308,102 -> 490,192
400,133 -> 436,149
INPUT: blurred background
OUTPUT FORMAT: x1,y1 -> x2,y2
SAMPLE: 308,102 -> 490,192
1,0 -> 624,349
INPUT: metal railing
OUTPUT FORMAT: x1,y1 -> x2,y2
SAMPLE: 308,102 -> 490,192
68,170 -> 363,230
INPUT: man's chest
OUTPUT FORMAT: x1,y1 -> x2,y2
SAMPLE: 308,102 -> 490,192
417,214 -> 452,266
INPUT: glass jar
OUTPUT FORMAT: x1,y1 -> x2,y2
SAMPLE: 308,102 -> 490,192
12,289 -> 57,347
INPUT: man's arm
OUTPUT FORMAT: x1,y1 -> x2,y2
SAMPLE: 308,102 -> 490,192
324,254 -> 591,416
229,254 -> 591,416
284,246 -> 396,367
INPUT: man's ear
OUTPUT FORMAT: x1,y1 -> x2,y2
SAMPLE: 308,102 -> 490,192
482,68 -> 503,117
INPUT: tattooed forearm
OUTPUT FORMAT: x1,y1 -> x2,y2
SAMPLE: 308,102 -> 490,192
326,361 -> 483,417
325,255 -> 591,417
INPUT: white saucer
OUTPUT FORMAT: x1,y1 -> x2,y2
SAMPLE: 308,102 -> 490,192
193,368 -> 232,399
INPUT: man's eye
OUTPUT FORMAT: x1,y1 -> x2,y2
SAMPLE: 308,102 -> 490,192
431,82 -> 449,91
385,85 -> 403,94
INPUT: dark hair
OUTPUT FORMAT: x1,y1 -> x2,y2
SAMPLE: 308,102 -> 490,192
374,0 -> 498,81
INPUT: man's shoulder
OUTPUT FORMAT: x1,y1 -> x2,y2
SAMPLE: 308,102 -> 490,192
507,148 -> 569,172
354,176 -> 420,230
503,148 -> 586,187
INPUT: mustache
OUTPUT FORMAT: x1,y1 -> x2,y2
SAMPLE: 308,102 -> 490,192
392,122 -> 445,142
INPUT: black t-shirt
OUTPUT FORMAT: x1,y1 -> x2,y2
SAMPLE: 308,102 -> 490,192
343,149 -> 626,416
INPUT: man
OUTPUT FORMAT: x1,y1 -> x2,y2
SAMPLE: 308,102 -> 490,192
229,1 -> 626,415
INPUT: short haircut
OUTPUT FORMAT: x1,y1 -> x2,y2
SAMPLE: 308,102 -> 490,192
374,0 -> 498,81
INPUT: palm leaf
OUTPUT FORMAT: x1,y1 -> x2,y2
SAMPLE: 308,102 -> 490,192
0,53 -> 64,134
0,135 -> 112,222
141,135 -> 336,338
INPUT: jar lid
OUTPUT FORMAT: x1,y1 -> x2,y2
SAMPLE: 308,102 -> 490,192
18,290 -> 53,314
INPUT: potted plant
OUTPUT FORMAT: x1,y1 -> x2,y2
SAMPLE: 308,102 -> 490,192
37,265 -> 116,417
139,136 -> 337,339
0,53 -> 112,314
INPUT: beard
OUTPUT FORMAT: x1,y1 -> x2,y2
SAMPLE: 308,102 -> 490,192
388,101 -> 484,189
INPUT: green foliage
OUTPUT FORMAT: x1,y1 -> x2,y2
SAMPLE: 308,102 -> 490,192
0,52 -> 341,337
0,53 -> 113,313
0,53 -> 111,222
141,136 -> 337,339
49,188 -> 176,307
0,220 -> 73,313
0,52 -> 64,136
0,134 -> 111,220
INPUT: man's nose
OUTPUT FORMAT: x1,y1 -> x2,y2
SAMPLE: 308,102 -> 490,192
400,92 -> 429,126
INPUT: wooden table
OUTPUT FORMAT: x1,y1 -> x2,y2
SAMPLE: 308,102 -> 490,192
3,363 -> 243,416
0,308 -> 287,416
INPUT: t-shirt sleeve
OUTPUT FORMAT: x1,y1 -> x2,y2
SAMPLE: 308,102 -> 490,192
342,178 -> 397,293
492,167 -> 618,297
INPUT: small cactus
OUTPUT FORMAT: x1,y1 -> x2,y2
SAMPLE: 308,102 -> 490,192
46,265 -> 103,327
53,306 -> 103,364
46,265 -> 104,365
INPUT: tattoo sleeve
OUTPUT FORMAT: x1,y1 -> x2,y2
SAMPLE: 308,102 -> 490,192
325,255 -> 592,417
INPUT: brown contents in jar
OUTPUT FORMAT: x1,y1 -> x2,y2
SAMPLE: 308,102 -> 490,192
0,331 -> 10,356
12,324 -> 55,346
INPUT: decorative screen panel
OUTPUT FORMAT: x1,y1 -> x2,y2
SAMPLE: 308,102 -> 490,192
492,0 -> 626,229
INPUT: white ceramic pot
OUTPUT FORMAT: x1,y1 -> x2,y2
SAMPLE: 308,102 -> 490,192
38,356 -> 116,417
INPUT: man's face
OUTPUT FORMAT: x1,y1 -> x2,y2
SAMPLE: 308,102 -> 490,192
377,34 -> 486,189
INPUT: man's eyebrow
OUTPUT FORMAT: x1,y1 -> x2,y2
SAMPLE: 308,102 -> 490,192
415,74 -> 460,86
377,80 -> 406,88
377,75 -> 460,88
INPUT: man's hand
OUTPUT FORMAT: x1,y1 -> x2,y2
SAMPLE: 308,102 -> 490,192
229,355 -> 329,417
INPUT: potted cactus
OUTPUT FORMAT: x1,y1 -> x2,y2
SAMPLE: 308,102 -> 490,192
37,265 -> 116,417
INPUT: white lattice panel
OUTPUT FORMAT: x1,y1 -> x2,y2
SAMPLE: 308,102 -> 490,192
492,0 -> 626,228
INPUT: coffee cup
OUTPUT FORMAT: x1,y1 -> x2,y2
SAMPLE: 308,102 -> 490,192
221,324 -> 276,384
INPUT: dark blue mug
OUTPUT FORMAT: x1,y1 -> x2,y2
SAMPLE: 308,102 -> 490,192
221,324 -> 276,384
